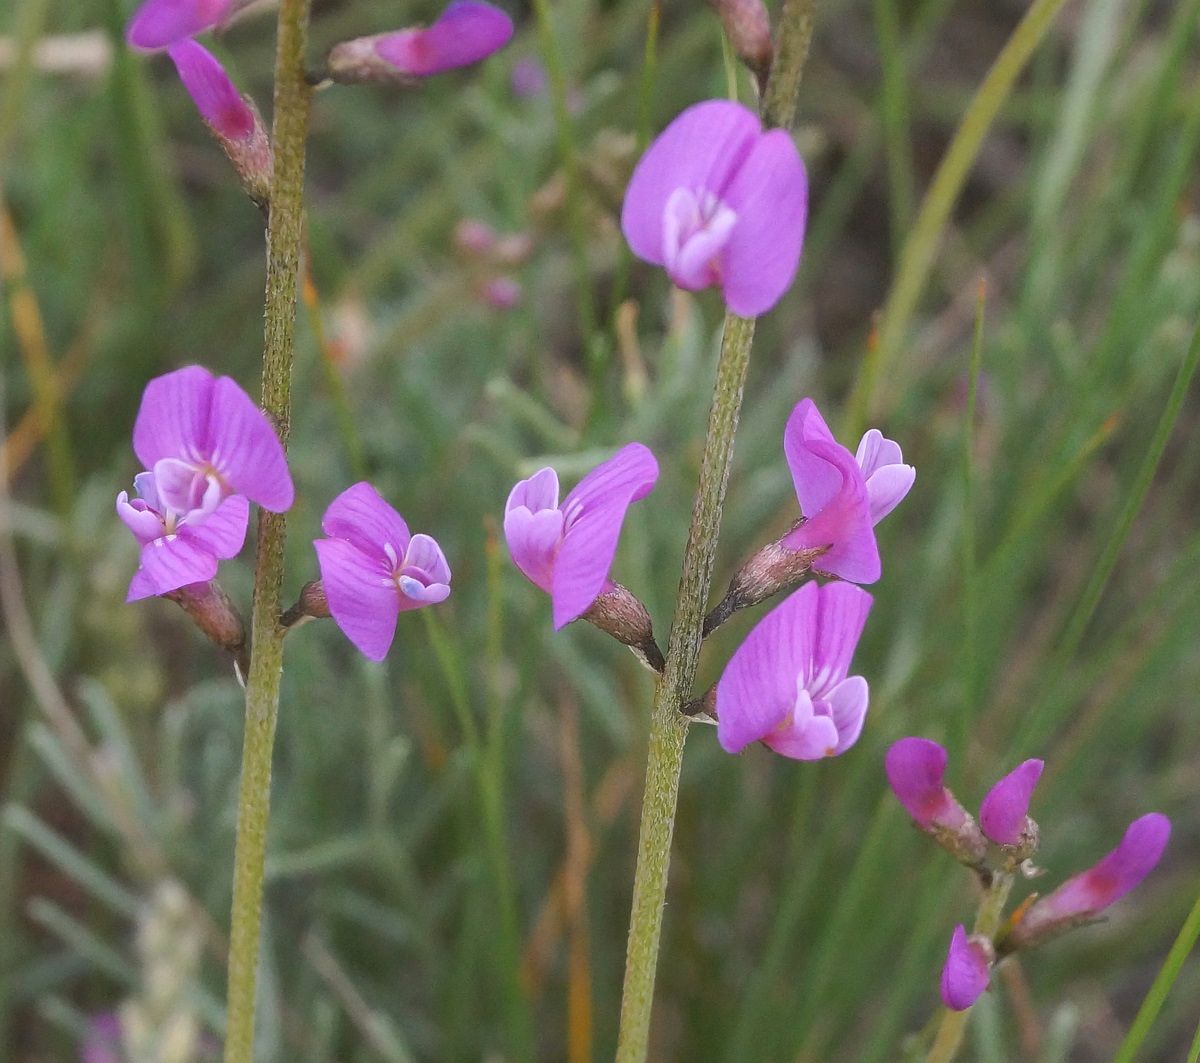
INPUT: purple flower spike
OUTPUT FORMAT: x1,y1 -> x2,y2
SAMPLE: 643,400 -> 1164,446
621,99 -> 808,317
1013,814 -> 1171,947
314,482 -> 452,661
133,366 -> 293,516
940,925 -> 991,1011
979,759 -> 1044,846
376,1 -> 513,76
504,443 -> 658,630
716,581 -> 872,760
126,0 -> 235,51
167,40 -> 255,141
885,738 -> 967,830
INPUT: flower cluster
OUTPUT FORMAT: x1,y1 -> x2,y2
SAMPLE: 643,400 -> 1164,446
119,368 -> 451,665
886,738 -> 1170,1012
125,0 -> 512,207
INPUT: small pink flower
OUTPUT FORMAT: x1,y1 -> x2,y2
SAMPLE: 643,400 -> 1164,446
314,483 -> 452,661
979,759 -> 1043,846
80,1011 -> 123,1063
167,39 -> 256,141
126,0 -> 235,51
375,1 -> 513,76
1014,813 -> 1171,945
482,276 -> 522,310
504,443 -> 658,630
940,925 -> 991,1011
621,99 -> 808,316
780,398 -> 914,584
884,738 -> 971,832
717,581 -> 872,759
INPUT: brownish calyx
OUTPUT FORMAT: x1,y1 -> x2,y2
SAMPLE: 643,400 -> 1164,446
581,583 -> 665,673
326,37 -> 420,86
165,580 -> 249,680
209,96 -> 274,211
682,684 -> 717,719
702,530 -> 827,637
280,579 -> 330,630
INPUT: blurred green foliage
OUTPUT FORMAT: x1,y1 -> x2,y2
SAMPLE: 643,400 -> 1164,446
2,0 -> 1200,1059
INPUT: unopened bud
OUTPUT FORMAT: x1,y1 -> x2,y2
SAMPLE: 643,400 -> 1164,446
167,40 -> 273,209
581,583 -> 664,673
456,218 -> 497,257
703,528 -> 826,637
980,759 -> 1044,866
164,580 -> 248,680
712,0 -> 773,90
281,579 -> 330,629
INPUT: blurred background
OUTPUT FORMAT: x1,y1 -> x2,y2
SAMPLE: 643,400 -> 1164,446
2,0 -> 1200,1058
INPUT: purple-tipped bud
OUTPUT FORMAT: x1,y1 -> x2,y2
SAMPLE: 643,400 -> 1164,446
126,0 -> 235,51
327,1 -> 513,84
713,0 -> 773,88
940,925 -> 992,1011
980,759 -> 1043,848
1007,814 -> 1171,951
168,41 -> 273,208
885,738 -> 987,867
482,276 -> 522,310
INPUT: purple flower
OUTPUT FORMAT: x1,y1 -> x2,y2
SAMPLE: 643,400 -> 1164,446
979,759 -> 1043,846
780,399 -> 915,584
885,738 -> 970,832
621,99 -> 808,317
940,925 -> 991,1011
511,56 -> 548,98
1012,814 -> 1171,946
167,40 -> 255,141
376,1 -> 512,76
716,581 -> 872,759
80,1012 -> 123,1063
132,366 -> 293,515
126,0 -> 235,51
504,443 -> 658,630
117,470 -> 249,601
314,482 -> 451,661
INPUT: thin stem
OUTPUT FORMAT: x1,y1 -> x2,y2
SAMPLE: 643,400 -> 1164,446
615,7 -> 819,1056
223,1 -> 312,1060
926,871 -> 1014,1063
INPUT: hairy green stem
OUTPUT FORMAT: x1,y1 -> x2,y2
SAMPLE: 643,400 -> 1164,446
614,5 -> 818,1058
223,1 -> 312,1060
926,871 -> 1013,1063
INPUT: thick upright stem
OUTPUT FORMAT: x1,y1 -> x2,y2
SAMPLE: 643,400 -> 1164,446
223,2 -> 312,1060
615,7 -> 818,1057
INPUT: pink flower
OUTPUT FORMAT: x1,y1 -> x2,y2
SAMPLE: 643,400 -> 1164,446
314,483 -> 451,661
167,39 -> 255,141
979,759 -> 1043,846
126,0 -> 236,51
118,365 -> 291,601
716,581 -> 872,759
80,1012 -> 123,1063
621,99 -> 808,316
328,1 -> 513,83
1012,814 -> 1171,946
940,925 -> 991,1011
504,443 -> 658,630
780,399 -> 915,584
885,738 -> 971,832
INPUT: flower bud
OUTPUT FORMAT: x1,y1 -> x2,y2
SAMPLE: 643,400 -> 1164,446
979,759 -> 1043,861
885,738 -> 987,869
167,40 -> 273,209
712,0 -> 773,89
940,924 -> 993,1011
1004,813 -> 1170,952
581,583 -> 664,673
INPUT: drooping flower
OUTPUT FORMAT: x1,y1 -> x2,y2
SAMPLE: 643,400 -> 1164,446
780,398 -> 915,584
167,40 -> 273,206
716,581 -> 872,759
126,0 -> 237,51
327,1 -> 514,84
132,366 -> 293,516
979,759 -> 1043,847
940,925 -> 991,1011
313,482 -> 452,661
504,443 -> 658,631
884,738 -> 987,867
621,99 -> 808,317
1009,813 -> 1171,949
117,470 -> 249,601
